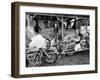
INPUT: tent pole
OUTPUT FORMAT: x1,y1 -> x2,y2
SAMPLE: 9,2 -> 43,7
61,17 -> 64,41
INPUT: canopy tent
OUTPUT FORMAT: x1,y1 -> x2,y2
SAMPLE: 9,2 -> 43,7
26,13 -> 89,41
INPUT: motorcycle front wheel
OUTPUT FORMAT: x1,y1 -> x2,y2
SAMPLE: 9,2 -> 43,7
44,52 -> 57,64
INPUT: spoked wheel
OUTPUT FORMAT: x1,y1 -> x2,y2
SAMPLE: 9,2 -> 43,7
26,52 -> 43,67
44,52 -> 57,64
33,53 -> 43,67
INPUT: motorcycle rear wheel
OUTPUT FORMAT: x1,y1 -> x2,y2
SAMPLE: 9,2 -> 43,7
26,52 -> 43,67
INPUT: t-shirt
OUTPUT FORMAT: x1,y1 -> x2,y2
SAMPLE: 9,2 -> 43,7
29,34 -> 46,51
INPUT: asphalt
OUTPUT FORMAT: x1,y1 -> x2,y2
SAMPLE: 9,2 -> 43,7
42,51 -> 89,66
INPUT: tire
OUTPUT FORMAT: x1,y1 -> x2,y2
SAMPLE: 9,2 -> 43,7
44,52 -> 57,64
26,52 -> 43,67
34,53 -> 43,67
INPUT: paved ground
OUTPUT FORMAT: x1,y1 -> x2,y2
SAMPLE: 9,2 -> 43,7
42,51 -> 89,66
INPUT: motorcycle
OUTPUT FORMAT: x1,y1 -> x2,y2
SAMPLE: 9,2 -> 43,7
26,47 -> 57,67
61,39 -> 89,55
